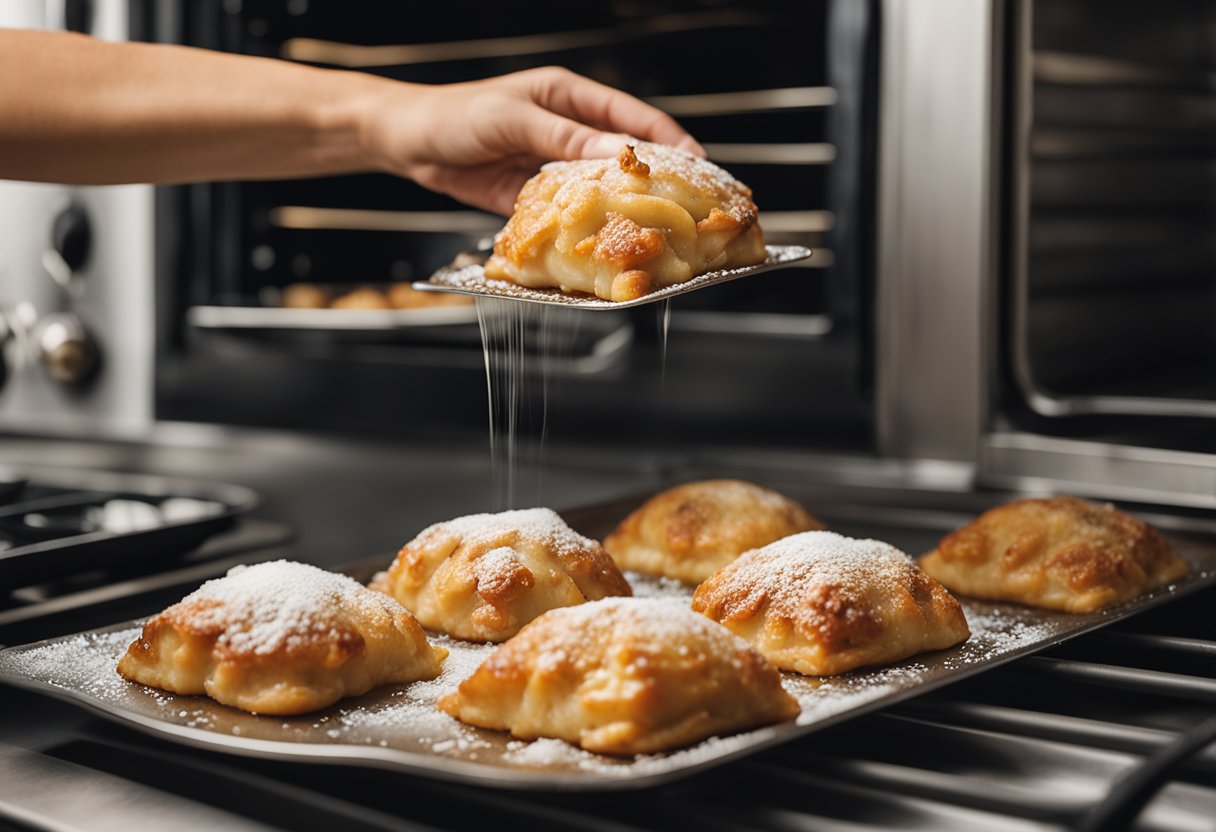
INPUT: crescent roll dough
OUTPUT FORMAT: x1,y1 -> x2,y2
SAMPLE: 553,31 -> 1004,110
692,531 -> 970,675
919,497 -> 1189,613
437,598 -> 800,754
371,508 -> 631,642
117,560 -> 446,715
485,143 -> 767,301
604,479 -> 825,583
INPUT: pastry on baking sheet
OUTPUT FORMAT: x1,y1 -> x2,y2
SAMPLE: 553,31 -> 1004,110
692,531 -> 970,676
371,508 -> 631,642
485,142 -> 767,302
604,479 -> 825,583
919,497 -> 1189,613
437,597 -> 799,754
116,560 -> 446,715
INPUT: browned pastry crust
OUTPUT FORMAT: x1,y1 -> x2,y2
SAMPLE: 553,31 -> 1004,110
280,283 -> 331,309
919,497 -> 1189,613
604,479 -> 825,583
117,561 -> 446,715
330,287 -> 391,309
386,282 -> 473,309
692,531 -> 970,676
485,143 -> 767,301
371,508 -> 631,642
437,598 -> 800,754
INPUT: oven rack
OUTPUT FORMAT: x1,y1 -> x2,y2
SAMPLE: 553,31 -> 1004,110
3,587 -> 1214,831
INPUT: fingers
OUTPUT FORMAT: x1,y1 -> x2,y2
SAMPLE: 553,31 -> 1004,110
503,103 -> 635,162
512,66 -> 705,157
415,158 -> 536,216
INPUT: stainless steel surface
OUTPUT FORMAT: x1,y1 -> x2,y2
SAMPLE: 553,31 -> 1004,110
981,433 -> 1216,510
188,304 -> 478,331
0,0 -> 153,438
0,743 -> 281,832
413,246 -> 813,310
875,0 -> 1000,463
3,509 -> 1214,792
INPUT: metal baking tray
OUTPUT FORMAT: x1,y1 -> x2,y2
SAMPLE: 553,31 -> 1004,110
0,468 -> 258,591
413,245 -> 813,309
1,500 -> 1214,791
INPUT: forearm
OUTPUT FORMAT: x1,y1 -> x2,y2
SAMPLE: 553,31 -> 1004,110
0,29 -> 397,184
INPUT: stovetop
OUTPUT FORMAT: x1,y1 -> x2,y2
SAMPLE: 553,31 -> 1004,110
0,450 -> 1214,831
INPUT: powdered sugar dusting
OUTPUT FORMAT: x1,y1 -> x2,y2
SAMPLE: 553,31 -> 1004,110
0,557 -> 1205,785
170,560 -> 404,656
415,507 -> 595,556
720,531 -> 916,616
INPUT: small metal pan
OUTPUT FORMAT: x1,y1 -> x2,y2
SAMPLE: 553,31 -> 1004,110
0,469 -> 258,592
412,245 -> 813,309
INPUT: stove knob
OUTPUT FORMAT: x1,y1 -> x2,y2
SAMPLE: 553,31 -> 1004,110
44,201 -> 91,296
36,313 -> 98,385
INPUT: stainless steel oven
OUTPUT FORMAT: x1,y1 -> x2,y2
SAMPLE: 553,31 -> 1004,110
1,1 -> 1215,829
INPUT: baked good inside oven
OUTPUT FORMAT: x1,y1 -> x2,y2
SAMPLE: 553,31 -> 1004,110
116,560 -> 446,715
919,497 -> 1189,613
604,479 -> 825,583
484,143 -> 767,302
386,282 -> 473,309
280,283 -> 331,309
371,507 -> 631,642
437,597 -> 799,754
692,531 -> 970,675
330,286 -> 391,309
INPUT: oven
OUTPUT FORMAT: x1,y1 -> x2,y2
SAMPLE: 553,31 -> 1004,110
1,0 -> 1215,829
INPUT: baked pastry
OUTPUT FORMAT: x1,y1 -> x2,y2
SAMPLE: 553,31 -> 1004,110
330,287 -> 391,309
387,282 -> 472,309
692,531 -> 970,675
280,283 -> 330,309
371,507 -> 631,642
919,497 -> 1189,613
117,560 -> 446,715
437,597 -> 799,754
604,479 -> 824,583
485,142 -> 767,302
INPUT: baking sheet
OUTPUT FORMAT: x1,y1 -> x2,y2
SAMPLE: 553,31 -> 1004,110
1,523 -> 1214,791
412,245 -> 813,309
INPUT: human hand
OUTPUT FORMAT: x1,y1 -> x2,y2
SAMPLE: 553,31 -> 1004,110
361,67 -> 705,215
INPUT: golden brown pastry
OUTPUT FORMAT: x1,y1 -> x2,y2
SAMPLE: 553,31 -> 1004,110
693,531 -> 970,676
438,597 -> 799,754
371,508 -> 631,642
604,479 -> 824,583
386,282 -> 473,309
330,287 -> 391,309
485,143 -> 767,302
919,497 -> 1189,613
117,560 -> 446,715
280,283 -> 331,309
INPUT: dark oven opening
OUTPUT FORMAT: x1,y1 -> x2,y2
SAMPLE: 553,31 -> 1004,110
141,1 -> 879,453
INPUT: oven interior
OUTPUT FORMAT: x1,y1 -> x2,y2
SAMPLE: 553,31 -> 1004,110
147,0 -> 878,453
1004,0 -> 1216,437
